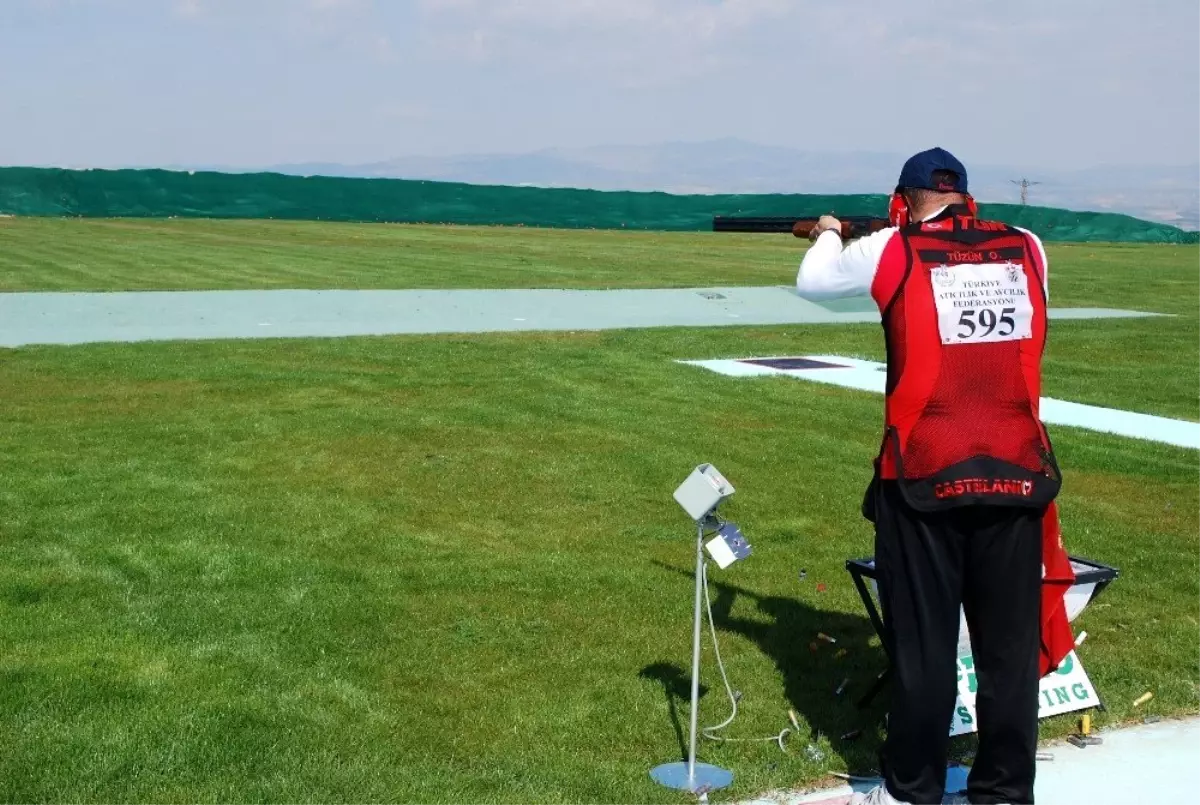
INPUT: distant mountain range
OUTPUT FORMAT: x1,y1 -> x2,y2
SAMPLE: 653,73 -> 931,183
188,138 -> 1200,230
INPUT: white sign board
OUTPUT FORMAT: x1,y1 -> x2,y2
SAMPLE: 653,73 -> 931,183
950,650 -> 1098,736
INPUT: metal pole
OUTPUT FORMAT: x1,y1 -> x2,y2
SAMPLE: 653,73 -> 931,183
647,513 -> 732,795
687,521 -> 705,784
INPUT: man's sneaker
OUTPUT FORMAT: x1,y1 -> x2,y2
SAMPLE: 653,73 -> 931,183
849,784 -> 909,805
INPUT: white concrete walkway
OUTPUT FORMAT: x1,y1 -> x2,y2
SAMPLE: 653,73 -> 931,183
739,717 -> 1198,805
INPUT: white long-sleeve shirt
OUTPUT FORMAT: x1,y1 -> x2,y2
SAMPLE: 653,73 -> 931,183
795,208 -> 1050,301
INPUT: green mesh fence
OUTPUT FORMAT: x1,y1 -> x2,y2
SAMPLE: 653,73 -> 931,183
1,166 -> 1195,243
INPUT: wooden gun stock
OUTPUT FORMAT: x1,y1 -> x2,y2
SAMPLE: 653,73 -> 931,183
711,215 -> 889,238
790,217 -> 890,239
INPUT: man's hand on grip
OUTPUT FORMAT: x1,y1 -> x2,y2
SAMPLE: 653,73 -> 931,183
809,215 -> 842,241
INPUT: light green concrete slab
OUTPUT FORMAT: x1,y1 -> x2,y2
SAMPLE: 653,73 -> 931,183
0,287 -> 1165,348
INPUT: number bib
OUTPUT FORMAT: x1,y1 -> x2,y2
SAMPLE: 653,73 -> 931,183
930,263 -> 1034,345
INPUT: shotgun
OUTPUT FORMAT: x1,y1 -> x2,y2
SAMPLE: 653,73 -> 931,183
711,215 -> 889,239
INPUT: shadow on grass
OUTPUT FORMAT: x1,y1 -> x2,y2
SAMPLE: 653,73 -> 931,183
643,562 -> 889,773
638,662 -> 710,761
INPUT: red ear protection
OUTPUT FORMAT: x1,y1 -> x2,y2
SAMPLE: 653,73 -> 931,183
888,191 -> 909,228
889,191 -> 978,227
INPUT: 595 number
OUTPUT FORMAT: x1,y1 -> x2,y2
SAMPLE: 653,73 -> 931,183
957,307 -> 1016,339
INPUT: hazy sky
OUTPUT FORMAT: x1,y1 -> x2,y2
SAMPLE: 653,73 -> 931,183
3,0 -> 1197,170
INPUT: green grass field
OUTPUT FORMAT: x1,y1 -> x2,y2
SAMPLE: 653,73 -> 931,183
1,218 -> 1197,317
0,218 -> 1196,803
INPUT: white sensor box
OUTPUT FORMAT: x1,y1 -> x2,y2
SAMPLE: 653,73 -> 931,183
705,523 -> 752,569
673,463 -> 735,522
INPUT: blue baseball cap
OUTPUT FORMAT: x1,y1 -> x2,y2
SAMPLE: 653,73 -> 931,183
896,147 -> 968,193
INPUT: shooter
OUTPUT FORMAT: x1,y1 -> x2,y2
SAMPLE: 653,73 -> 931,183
795,148 -> 1072,805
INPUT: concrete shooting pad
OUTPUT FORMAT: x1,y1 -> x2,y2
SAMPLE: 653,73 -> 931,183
681,355 -> 1200,450
0,287 -> 1165,348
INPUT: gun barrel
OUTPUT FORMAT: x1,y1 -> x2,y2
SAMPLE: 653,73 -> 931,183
712,216 -> 803,233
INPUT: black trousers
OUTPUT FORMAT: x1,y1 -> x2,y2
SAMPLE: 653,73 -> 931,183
871,481 -> 1044,805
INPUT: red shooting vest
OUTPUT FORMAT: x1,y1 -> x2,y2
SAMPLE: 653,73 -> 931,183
870,207 -> 1062,512
866,208 -> 1075,677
